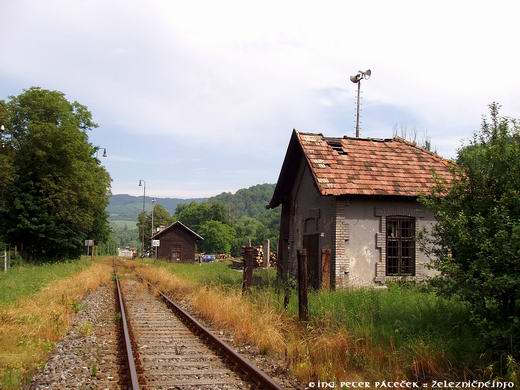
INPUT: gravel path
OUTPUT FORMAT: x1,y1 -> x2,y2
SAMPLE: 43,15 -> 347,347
30,284 -> 127,389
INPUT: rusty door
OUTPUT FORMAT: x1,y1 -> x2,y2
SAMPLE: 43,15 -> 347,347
303,234 -> 320,289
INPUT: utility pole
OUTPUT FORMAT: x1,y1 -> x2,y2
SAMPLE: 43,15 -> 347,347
349,69 -> 372,137
355,81 -> 361,137
138,179 -> 146,258
151,198 -> 156,259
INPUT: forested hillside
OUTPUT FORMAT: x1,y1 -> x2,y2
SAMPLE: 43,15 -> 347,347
109,194 -> 206,221
210,184 -> 277,220
110,183 -> 280,254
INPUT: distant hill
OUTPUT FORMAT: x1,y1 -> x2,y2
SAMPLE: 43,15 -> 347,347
108,194 -> 206,221
108,183 -> 277,222
210,183 -> 277,219
109,183 -> 279,249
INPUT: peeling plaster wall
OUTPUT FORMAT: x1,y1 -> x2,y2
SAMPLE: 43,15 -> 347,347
342,198 -> 438,287
284,158 -> 439,288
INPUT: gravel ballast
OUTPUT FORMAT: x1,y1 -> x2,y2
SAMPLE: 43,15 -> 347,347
30,284 -> 126,389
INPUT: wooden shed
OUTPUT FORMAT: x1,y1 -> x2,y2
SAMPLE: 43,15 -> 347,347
151,221 -> 204,262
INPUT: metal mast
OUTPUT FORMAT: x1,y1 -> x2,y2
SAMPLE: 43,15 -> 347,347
349,69 -> 372,137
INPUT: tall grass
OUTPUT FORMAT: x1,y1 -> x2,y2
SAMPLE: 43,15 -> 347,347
0,258 -> 91,306
285,286 -> 480,380
137,259 -> 483,382
0,259 -> 112,389
297,286 -> 478,361
145,259 -> 277,289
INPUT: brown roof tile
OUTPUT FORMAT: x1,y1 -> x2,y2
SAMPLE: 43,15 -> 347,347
297,131 -> 454,197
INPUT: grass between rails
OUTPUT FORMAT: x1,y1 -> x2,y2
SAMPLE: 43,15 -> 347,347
134,259 -> 485,383
0,258 -> 113,389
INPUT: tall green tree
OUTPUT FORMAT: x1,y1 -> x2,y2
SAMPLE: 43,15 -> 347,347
0,87 -> 111,261
231,216 -> 270,255
421,103 -> 520,359
0,101 -> 14,243
136,204 -> 174,252
198,220 -> 236,254
174,202 -> 229,231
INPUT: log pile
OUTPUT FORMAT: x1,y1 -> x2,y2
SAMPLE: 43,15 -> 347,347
240,246 -> 277,267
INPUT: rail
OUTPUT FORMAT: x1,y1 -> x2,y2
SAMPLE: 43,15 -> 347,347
115,275 -> 140,390
150,282 -> 283,390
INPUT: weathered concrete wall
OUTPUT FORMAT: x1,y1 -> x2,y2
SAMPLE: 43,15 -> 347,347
288,160 -> 335,284
284,157 -> 439,288
339,198 -> 437,286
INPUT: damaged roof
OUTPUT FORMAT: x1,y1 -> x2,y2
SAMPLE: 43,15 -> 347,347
268,129 -> 454,208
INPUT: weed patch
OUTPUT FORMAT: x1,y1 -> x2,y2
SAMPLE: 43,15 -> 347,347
0,259 -> 92,306
133,259 -> 489,382
0,260 -> 112,389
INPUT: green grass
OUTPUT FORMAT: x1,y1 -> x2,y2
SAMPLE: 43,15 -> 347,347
292,286 -> 478,365
148,259 -> 481,373
145,259 -> 277,288
0,258 -> 92,306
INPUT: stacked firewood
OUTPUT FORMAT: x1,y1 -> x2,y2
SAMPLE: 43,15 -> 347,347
269,252 -> 277,267
240,246 -> 277,267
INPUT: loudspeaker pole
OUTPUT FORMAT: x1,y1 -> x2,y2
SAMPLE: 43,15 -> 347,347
349,69 -> 372,138
355,80 -> 361,138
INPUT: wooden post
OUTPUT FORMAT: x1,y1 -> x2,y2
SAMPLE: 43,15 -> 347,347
321,249 -> 331,290
278,202 -> 291,309
297,249 -> 309,321
262,239 -> 270,267
242,246 -> 254,294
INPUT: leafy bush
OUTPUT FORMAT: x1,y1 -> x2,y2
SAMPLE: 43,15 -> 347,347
421,103 -> 520,361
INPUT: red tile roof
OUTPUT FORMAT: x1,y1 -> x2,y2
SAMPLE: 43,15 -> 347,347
298,131 -> 454,197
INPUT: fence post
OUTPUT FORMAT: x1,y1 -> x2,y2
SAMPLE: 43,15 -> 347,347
283,263 -> 290,309
321,249 -> 331,290
297,249 -> 309,321
262,239 -> 270,268
242,246 -> 254,294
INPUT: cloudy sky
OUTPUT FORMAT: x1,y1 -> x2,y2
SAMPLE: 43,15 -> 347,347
1,1 -> 519,197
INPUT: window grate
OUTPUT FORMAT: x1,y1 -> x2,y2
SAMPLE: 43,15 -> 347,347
386,216 -> 416,276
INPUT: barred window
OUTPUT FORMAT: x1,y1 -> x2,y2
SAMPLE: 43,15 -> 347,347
386,216 -> 416,276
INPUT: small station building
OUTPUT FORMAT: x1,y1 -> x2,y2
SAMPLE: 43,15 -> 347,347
268,130 -> 453,288
151,221 -> 204,262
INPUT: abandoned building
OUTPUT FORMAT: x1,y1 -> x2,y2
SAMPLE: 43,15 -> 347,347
268,130 -> 453,288
151,221 -> 204,262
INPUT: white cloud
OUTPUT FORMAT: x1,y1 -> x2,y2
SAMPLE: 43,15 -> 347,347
1,0 -> 519,194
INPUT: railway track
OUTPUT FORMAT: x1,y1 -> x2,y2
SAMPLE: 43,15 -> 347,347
115,271 -> 283,390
